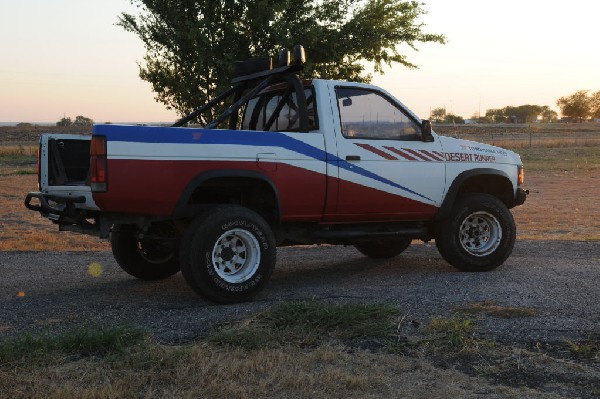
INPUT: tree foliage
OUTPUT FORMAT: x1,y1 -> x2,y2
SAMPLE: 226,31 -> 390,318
56,115 -> 94,126
73,115 -> 94,126
484,105 -> 545,124
430,107 -> 464,124
556,90 -> 594,122
118,0 -> 445,118
56,116 -> 72,126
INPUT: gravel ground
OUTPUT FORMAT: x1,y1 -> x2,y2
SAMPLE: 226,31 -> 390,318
1,240 -> 599,345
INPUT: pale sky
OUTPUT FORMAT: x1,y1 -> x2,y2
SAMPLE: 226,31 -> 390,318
1,0 -> 598,123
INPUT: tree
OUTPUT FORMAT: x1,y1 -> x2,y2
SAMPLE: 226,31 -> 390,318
443,113 -> 464,124
118,0 -> 445,119
73,115 -> 94,126
590,91 -> 600,119
57,116 -> 72,126
430,107 -> 446,123
557,90 -> 591,122
540,106 -> 558,123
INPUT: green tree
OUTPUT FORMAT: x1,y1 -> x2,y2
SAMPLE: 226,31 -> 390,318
430,107 -> 446,123
590,91 -> 600,119
56,116 -> 73,126
443,113 -> 464,124
73,115 -> 94,126
118,0 -> 445,119
557,90 -> 591,122
540,106 -> 558,123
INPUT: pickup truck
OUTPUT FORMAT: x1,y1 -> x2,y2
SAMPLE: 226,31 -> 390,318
25,46 -> 527,303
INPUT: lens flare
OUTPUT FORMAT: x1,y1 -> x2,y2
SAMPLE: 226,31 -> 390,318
88,262 -> 103,277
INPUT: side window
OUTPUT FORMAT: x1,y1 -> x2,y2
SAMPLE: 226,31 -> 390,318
335,87 -> 420,140
242,87 -> 318,132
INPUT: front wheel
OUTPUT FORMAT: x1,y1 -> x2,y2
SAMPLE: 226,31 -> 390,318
179,206 -> 276,304
435,194 -> 516,272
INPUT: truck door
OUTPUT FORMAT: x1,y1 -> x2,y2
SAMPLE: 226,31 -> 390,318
327,85 -> 446,222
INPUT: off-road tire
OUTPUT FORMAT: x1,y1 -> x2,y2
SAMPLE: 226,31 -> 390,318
179,206 -> 276,304
354,238 -> 411,259
435,193 -> 516,272
111,225 -> 180,280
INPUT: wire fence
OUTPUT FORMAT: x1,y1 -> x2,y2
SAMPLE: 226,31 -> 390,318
434,123 -> 600,149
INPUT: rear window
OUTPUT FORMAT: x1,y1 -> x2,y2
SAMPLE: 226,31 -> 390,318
242,85 -> 318,132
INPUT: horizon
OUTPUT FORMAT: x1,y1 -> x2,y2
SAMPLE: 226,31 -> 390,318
1,0 -> 599,122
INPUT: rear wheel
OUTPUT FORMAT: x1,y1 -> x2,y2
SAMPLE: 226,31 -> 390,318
435,194 -> 516,272
179,206 -> 276,304
111,224 -> 180,280
354,238 -> 411,259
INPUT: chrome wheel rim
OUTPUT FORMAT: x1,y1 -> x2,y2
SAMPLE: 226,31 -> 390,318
212,229 -> 261,283
459,211 -> 502,257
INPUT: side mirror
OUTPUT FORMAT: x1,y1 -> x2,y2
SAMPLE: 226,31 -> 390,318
421,119 -> 434,142
342,98 -> 352,107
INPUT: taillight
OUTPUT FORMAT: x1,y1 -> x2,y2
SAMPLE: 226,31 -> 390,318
90,135 -> 107,192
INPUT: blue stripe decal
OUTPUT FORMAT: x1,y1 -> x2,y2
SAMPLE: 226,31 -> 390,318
93,124 -> 432,202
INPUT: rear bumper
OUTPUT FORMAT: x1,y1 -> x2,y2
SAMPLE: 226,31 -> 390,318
25,192 -> 86,219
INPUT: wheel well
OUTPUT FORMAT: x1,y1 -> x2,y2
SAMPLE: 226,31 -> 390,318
435,171 -> 515,221
185,177 -> 279,225
456,174 -> 514,207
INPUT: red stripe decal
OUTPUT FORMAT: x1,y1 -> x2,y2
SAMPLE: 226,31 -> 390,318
355,143 -> 398,160
384,146 -> 418,161
421,150 -> 444,161
402,148 -> 432,161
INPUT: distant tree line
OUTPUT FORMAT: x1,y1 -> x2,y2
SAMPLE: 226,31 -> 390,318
56,115 -> 94,127
556,90 -> 600,122
432,89 -> 600,124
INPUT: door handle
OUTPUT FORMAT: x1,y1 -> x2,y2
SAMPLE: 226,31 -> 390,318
346,155 -> 361,161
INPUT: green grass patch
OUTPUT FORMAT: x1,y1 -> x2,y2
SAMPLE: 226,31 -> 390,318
422,317 -> 477,351
567,339 -> 600,359
457,301 -> 537,319
0,325 -> 145,365
208,302 -> 400,349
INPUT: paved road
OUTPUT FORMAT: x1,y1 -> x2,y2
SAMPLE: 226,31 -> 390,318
1,241 -> 598,344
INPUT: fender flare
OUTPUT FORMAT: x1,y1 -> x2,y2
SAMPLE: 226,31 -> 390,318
434,168 -> 514,221
171,169 -> 281,220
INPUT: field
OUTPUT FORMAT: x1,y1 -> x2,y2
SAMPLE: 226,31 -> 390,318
1,124 -> 599,397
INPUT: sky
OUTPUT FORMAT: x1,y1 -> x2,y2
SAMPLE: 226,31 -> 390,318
1,0 -> 599,123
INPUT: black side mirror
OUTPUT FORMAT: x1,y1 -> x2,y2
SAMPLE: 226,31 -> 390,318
342,98 -> 352,107
421,119 -> 434,142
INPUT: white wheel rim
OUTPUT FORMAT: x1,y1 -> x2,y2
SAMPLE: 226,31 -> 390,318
459,211 -> 502,257
211,228 -> 261,283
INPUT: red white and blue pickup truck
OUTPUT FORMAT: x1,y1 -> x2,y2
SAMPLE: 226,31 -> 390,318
25,46 -> 528,303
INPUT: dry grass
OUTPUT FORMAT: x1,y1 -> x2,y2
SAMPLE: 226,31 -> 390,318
0,145 -> 37,157
1,303 -> 589,398
0,175 -> 109,251
1,303 -> 598,398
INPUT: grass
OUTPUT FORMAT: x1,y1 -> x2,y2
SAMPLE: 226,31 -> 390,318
0,302 -> 598,398
422,317 -> 478,352
517,146 -> 600,172
208,301 -> 400,349
567,339 -> 600,359
456,301 -> 537,319
0,325 -> 144,366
